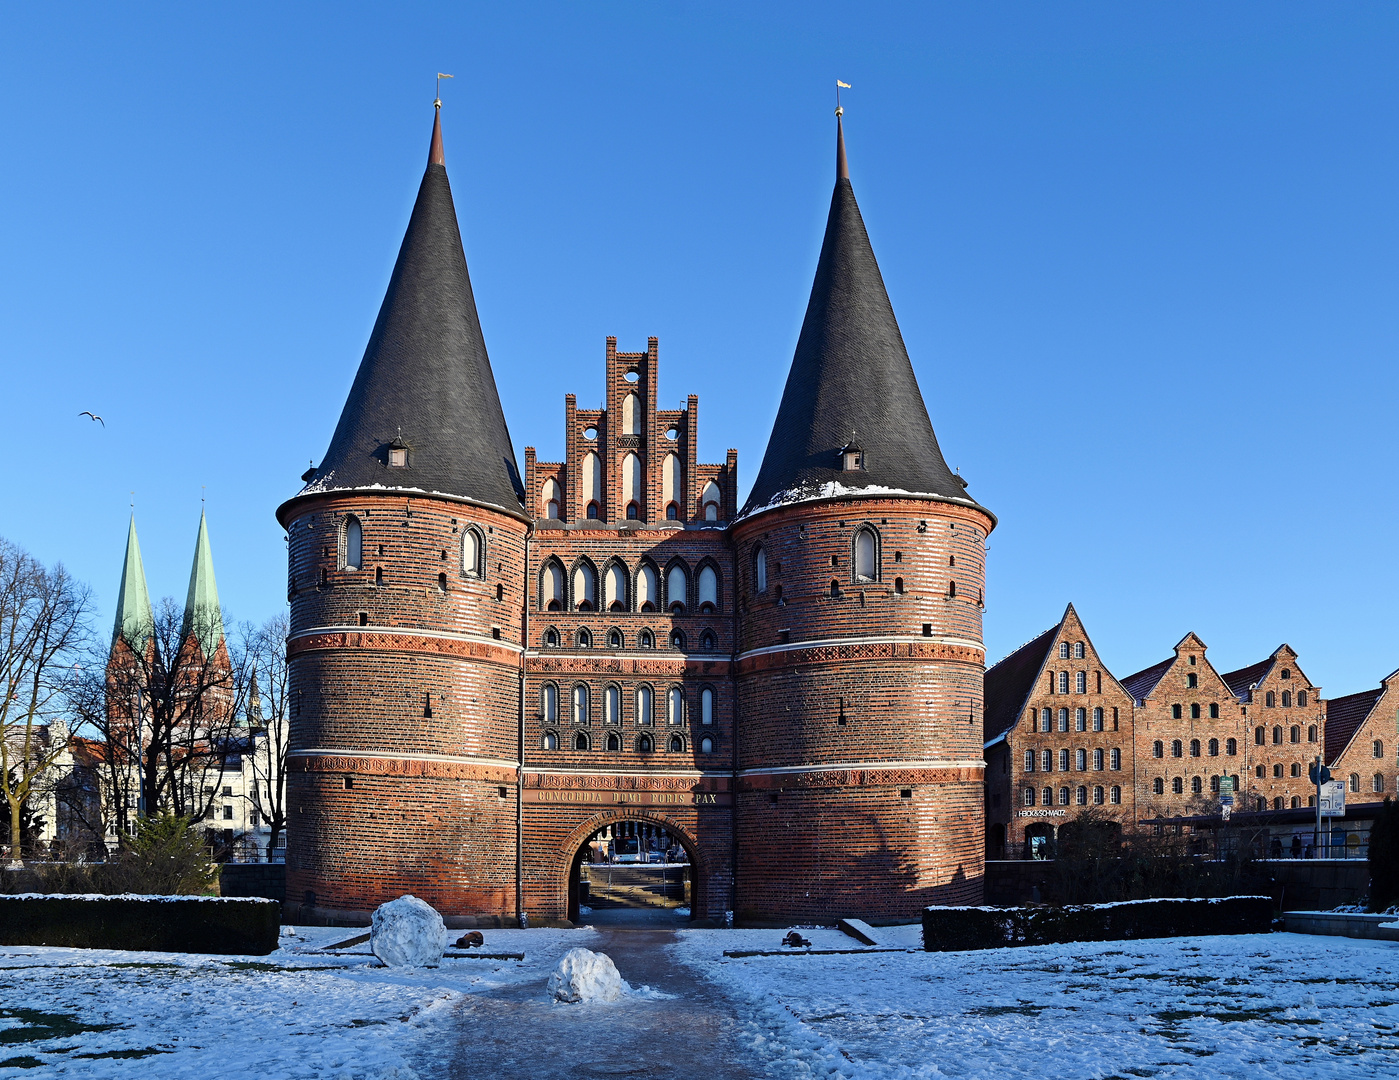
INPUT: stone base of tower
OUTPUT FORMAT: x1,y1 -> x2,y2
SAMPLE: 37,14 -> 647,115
733,779 -> 984,923
285,769 -> 518,924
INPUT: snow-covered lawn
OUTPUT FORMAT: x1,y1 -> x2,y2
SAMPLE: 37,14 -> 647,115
671,927 -> 1399,1079
0,925 -> 595,1078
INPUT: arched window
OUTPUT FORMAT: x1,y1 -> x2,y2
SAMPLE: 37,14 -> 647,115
1254,726 -> 1265,746
637,563 -> 659,611
669,735 -> 685,753
1153,740 -> 1164,758
572,685 -> 590,725
1189,739 -> 1200,757
626,502 -> 640,519
638,629 -> 654,649
1039,709 -> 1051,733
587,502 -> 600,519
1092,786 -> 1104,805
1211,775 -> 1220,793
636,686 -> 653,726
582,451 -> 602,513
829,580 -> 841,599
668,687 -> 684,725
948,581 -> 957,599
1073,642 -> 1085,659
607,628 -> 623,649
1093,748 -> 1104,770
638,733 -> 653,753
1073,786 -> 1086,805
605,562 -> 628,611
1209,703 -> 1219,718
701,481 -> 721,521
1025,750 -> 1036,772
1059,643 -> 1070,660
605,685 -> 620,725
1281,668 -> 1291,680
1350,773 -> 1360,792
1272,726 -> 1283,745
543,627 -> 559,647
894,577 -> 904,594
542,683 -> 558,722
574,731 -> 590,751
343,517 -> 363,571
542,478 -> 562,520
1208,738 -> 1219,757
1283,690 -> 1293,708
1024,787 -> 1036,806
661,453 -> 682,515
1290,726 -> 1300,743
666,503 -> 679,520
1059,749 -> 1070,771
1058,672 -> 1070,694
1377,774 -> 1387,793
1255,764 -> 1265,778
1092,707 -> 1104,732
1110,785 -> 1121,804
1266,691 -> 1276,707
622,392 -> 641,435
700,736 -> 714,754
1172,777 -> 1183,795
700,687 -> 714,726
1171,739 -> 1183,758
622,452 -> 641,515
1110,748 -> 1121,770
1075,672 -> 1087,694
1153,777 -> 1164,795
1042,749 -> 1053,772
573,562 -> 597,611
754,546 -> 767,594
1191,776 -> 1202,794
699,630 -> 715,651
1291,795 -> 1302,809
543,731 -> 558,750
542,561 -> 565,611
1059,787 -> 1070,806
1075,708 -> 1086,732
1226,738 -> 1237,755
669,629 -> 685,650
1273,764 -> 1283,778
1075,749 -> 1087,770
693,565 -> 719,614
1058,709 -> 1069,732
1297,690 -> 1307,707
853,528 -> 877,582
462,528 -> 484,579
577,628 -> 592,648
1308,725 -> 1317,743
1044,787 -> 1054,806
1376,740 -> 1386,759
606,731 -> 620,751
666,564 -> 687,612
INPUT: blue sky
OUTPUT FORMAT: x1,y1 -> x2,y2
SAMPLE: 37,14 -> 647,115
2,4 -> 1395,693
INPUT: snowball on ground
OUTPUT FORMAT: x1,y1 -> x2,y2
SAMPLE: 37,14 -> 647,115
370,894 -> 450,968
548,946 -> 631,1003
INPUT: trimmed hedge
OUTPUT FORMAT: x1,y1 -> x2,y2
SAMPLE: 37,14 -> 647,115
0,895 -> 280,955
922,896 -> 1273,952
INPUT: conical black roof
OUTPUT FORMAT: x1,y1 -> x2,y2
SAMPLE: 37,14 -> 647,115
742,119 -> 990,521
299,108 -> 525,515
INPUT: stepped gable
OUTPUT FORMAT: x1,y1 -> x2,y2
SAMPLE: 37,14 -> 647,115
1325,686 -> 1384,764
1221,655 -> 1275,700
1121,657 -> 1175,705
300,105 -> 525,515
742,115 -> 990,520
983,623 -> 1059,744
112,514 -> 153,649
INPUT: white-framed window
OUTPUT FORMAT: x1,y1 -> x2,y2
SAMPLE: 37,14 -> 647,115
1059,642 -> 1070,659
1093,748 -> 1104,771
542,683 -> 558,722
1058,749 -> 1069,771
605,685 -> 620,725
854,528 -> 878,582
636,686 -> 653,726
1023,787 -> 1036,806
1092,707 -> 1104,732
1058,672 -> 1069,694
1073,642 -> 1085,659
543,731 -> 558,750
572,685 -> 590,725
668,687 -> 685,726
1024,750 -> 1035,772
1093,785 -> 1104,805
343,516 -> 363,571
1111,748 -> 1121,770
1059,787 -> 1070,806
1058,708 -> 1069,733
1110,785 -> 1121,804
1075,671 -> 1087,695
1075,708 -> 1086,732
1040,708 -> 1051,733
1075,749 -> 1087,771
1042,749 -> 1053,772
462,528 -> 484,579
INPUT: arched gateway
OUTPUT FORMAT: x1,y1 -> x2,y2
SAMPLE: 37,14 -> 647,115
556,810 -> 709,924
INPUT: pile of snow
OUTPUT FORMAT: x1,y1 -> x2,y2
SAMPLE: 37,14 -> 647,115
547,947 -> 630,1003
369,895 -> 449,968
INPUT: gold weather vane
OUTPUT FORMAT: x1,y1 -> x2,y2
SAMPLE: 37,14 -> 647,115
435,72 -> 454,108
836,79 -> 851,116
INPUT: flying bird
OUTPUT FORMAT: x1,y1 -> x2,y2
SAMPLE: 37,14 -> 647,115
79,411 -> 104,426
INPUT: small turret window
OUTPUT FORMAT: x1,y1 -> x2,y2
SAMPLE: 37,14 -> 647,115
343,517 -> 363,571
840,443 -> 863,471
701,687 -> 714,725
754,546 -> 767,594
462,528 -> 484,579
389,446 -> 408,468
853,528 -> 877,582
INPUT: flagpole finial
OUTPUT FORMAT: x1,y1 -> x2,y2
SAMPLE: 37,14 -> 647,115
435,72 -> 454,111
429,74 -> 452,167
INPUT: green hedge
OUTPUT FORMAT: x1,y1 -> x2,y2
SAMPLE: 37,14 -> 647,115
922,896 -> 1273,952
0,895 -> 280,955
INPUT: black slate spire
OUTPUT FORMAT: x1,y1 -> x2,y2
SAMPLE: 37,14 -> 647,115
302,106 -> 526,514
742,117 -> 989,519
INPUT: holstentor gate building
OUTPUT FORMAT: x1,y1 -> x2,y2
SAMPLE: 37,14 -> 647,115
278,104 -> 994,925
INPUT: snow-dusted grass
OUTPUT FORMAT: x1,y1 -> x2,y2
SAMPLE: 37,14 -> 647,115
0,925 -> 596,1078
672,928 -> 1399,1078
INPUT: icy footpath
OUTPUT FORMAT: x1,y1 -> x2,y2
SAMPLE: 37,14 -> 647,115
670,927 -> 1399,1079
0,925 -> 594,1078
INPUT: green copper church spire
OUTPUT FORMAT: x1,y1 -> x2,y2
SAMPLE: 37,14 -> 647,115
112,514 -> 154,651
182,508 -> 224,656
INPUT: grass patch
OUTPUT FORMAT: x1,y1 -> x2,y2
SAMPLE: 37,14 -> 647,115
73,1047 -> 170,1060
968,1003 -> 1044,1017
0,1008 -> 122,1045
0,1055 -> 44,1069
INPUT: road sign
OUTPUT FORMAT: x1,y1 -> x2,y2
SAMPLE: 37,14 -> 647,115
1319,780 -> 1346,815
1309,761 -> 1332,786
1219,794 -> 1234,806
1221,802 -> 1232,821
1219,776 -> 1234,796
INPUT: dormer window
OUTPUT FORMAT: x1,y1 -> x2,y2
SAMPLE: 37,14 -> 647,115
388,442 -> 408,468
840,443 -> 863,471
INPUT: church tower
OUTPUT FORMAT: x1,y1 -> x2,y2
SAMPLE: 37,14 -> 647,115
277,104 -> 529,922
732,115 -> 995,919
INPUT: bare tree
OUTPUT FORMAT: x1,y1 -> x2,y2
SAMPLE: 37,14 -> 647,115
0,538 -> 92,867
241,613 -> 289,858
74,597 -> 247,835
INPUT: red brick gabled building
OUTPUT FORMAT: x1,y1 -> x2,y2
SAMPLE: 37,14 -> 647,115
1123,633 -> 1249,822
1325,671 -> 1399,804
1221,645 -> 1326,812
984,604 -> 1137,858
278,107 -> 993,924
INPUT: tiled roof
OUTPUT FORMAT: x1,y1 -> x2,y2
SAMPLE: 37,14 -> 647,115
983,624 -> 1059,743
742,119 -> 990,520
1121,657 -> 1175,704
1325,687 -> 1383,765
1221,656 -> 1274,700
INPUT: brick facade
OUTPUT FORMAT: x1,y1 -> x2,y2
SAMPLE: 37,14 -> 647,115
1326,672 -> 1399,805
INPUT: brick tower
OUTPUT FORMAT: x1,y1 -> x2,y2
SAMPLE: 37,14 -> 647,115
277,104 -> 529,923
731,114 -> 996,920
